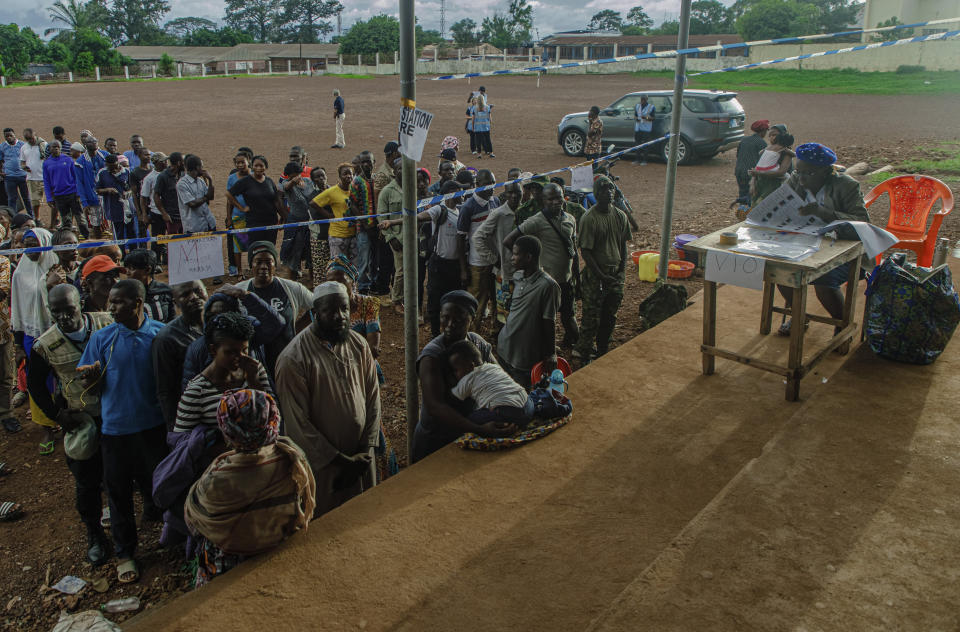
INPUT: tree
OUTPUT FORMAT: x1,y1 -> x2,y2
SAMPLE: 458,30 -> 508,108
803,0 -> 860,33
0,24 -> 32,77
736,0 -> 817,40
507,0 -> 533,44
450,18 -> 480,46
104,0 -> 171,44
183,26 -> 254,46
280,0 -> 342,43
224,0 -> 283,42
70,26 -> 127,68
74,50 -> 94,75
589,10 -> 623,32
158,52 -> 175,75
481,13 -> 513,49
872,16 -> 913,42
45,0 -> 109,37
337,14 -> 400,55
650,20 -> 680,35
625,6 -> 653,31
163,16 -> 216,39
690,0 -> 733,34
417,27 -> 443,47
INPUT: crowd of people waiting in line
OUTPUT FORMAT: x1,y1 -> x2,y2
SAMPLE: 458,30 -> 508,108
0,121 -> 635,589
0,118 -> 867,591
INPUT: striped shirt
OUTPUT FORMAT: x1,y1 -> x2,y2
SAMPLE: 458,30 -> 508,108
174,367 -> 272,433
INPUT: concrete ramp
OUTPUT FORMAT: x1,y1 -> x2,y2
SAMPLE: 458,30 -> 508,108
125,276 -> 957,631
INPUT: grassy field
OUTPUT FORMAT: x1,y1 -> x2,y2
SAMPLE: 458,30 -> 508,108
631,68 -> 960,95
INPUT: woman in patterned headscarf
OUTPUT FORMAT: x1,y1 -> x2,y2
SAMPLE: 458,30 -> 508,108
184,388 -> 315,587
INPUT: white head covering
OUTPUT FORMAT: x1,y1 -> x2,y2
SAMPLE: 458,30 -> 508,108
11,227 -> 57,339
312,281 -> 348,302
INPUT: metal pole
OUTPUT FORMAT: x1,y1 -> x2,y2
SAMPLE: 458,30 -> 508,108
399,0 -> 419,463
657,0 -> 692,282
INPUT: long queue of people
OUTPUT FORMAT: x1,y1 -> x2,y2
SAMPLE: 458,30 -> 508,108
0,123 -> 637,590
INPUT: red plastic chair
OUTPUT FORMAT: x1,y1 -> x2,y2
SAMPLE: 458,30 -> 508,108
865,175 -> 954,266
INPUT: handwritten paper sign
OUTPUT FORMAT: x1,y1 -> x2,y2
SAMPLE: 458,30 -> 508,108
704,249 -> 766,290
398,107 -> 434,162
168,235 -> 225,285
571,165 -> 594,191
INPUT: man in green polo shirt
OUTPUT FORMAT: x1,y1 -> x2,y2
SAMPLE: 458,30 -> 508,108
576,175 -> 631,364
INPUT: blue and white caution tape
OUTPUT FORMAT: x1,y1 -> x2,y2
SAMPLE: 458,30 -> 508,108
415,134 -> 669,208
690,29 -> 960,76
430,16 -> 960,81
0,137 -> 669,257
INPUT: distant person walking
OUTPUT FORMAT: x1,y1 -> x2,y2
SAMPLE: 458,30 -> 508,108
585,106 -> 604,161
473,96 -> 494,159
734,119 -> 769,206
332,89 -> 345,149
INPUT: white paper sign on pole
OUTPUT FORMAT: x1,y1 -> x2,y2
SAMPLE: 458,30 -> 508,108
571,165 -> 594,191
167,235 -> 225,285
398,107 -> 434,162
704,248 -> 766,290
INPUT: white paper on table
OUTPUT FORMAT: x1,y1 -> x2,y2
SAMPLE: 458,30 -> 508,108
704,248 -> 766,290
571,165 -> 594,191
746,182 -> 826,235
732,226 -> 822,261
816,220 -> 898,259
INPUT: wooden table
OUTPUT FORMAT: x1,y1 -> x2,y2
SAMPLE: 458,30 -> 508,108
684,223 -> 864,401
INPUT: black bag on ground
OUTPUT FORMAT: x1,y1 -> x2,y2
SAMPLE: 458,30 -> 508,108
864,253 -> 960,365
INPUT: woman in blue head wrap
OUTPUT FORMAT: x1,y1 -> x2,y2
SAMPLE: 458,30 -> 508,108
775,142 -> 871,335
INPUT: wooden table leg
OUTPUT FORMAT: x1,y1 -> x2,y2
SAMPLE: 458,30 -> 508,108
703,280 -> 717,375
760,281 -> 775,335
839,256 -> 862,354
786,285 -> 807,401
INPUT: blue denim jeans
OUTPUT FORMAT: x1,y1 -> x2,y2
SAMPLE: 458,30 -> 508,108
4,176 -> 31,216
355,230 -> 372,291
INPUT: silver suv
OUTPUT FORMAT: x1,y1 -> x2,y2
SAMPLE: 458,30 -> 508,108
557,89 -> 745,165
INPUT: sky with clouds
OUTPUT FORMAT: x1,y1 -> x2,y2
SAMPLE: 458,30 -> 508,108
4,0 -> 735,41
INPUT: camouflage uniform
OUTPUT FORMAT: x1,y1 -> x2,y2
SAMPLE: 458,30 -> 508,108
576,204 -> 631,361
514,198 -> 542,227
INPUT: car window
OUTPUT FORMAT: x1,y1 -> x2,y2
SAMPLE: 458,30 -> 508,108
682,97 -> 710,113
648,96 -> 671,115
610,95 -> 644,114
715,96 -> 743,114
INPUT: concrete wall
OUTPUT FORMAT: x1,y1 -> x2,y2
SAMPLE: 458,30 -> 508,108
320,39 -> 960,77
747,38 -> 960,72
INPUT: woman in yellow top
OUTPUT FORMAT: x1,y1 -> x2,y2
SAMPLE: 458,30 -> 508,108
310,163 -> 356,264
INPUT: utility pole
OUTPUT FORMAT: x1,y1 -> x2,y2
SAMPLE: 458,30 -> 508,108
399,0 -> 419,462
657,0 -> 691,282
440,0 -> 446,39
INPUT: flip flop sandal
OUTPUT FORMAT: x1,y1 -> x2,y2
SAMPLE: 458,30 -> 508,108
101,506 -> 111,529
38,441 -> 55,456
0,462 -> 12,476
2,417 -> 21,434
116,559 -> 139,584
0,501 -> 23,522
777,318 -> 810,337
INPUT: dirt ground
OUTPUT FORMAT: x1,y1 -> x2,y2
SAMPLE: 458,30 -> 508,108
0,73 -> 958,629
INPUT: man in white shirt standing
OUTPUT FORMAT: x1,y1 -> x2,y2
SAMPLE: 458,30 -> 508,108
139,152 -> 168,264
19,129 -> 48,224
633,95 -> 656,165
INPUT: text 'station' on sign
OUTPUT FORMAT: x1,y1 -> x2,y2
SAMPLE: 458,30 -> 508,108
704,248 -> 766,291
168,235 -> 225,285
398,107 -> 434,162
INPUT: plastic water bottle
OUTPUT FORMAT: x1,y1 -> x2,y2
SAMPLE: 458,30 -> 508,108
932,237 -> 950,267
103,596 -> 140,613
549,369 -> 567,394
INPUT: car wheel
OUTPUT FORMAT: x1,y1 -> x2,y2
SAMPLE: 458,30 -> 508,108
561,130 -> 586,157
661,136 -> 694,165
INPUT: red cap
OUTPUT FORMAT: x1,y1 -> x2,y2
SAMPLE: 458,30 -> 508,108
82,254 -> 120,280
